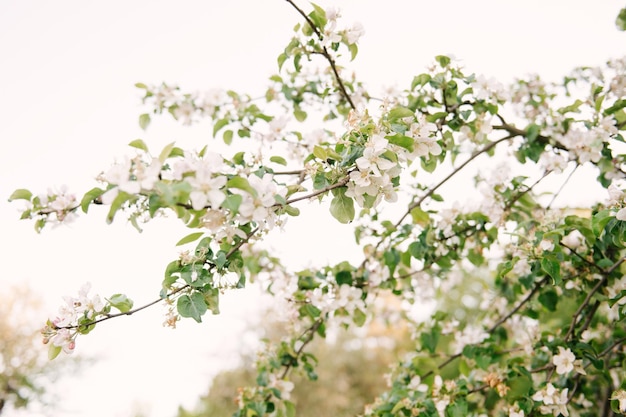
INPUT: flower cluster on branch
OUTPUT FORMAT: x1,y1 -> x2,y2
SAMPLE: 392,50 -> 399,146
9,2 -> 626,416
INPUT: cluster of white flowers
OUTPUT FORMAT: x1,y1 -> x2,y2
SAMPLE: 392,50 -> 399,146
608,183 -> 626,220
345,109 -> 443,208
36,185 -> 78,224
42,283 -> 104,354
175,151 -> 227,210
406,114 -> 442,159
141,84 -> 226,124
236,173 -> 286,226
538,150 -> 569,174
100,155 -> 162,203
320,7 -> 364,48
556,118 -> 616,164
506,315 -> 539,354
552,346 -> 585,375
531,383 -> 569,416
451,324 -> 489,354
510,75 -> 550,121
347,133 -> 400,207
307,283 -> 366,327
459,113 -> 493,144
607,57 -> 626,99
472,74 -> 507,104
611,389 -> 626,413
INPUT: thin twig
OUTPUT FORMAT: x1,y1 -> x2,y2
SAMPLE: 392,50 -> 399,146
58,227 -> 260,331
546,163 -> 579,210
284,0 -> 355,109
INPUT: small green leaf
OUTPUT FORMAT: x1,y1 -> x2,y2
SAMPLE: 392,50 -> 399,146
270,156 -> 287,166
222,194 -> 243,214
386,134 -> 414,151
48,344 -> 62,360
177,292 -> 208,323
223,130 -> 233,145
541,256 -> 561,284
538,289 -> 558,311
176,232 -> 204,246
8,189 -> 32,201
294,107 -> 307,122
329,188 -> 354,224
348,43 -> 358,61
410,207 -> 430,226
313,145 -> 328,161
277,53 -> 288,70
158,142 -> 177,164
107,294 -> 134,313
128,139 -> 149,152
388,106 -> 414,122
135,82 -> 148,89
139,113 -> 151,130
227,177 -> 256,196
106,191 -> 132,224
617,7 -> 626,31
213,118 -> 229,136
80,187 -> 105,213
420,327 -> 440,353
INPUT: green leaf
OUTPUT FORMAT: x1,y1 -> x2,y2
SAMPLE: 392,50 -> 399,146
213,118 -> 229,136
386,134 -> 414,151
410,207 -> 430,226
270,156 -> 287,166
308,2 -> 328,30
139,113 -> 151,130
605,99 -> 626,116
505,376 -> 532,401
128,139 -> 149,152
388,106 -> 414,122
617,7 -> 626,31
176,232 -> 204,246
420,327 -> 440,353
223,130 -> 233,145
592,209 -> 613,237
80,187 -> 105,213
277,53 -> 288,70
177,292 -> 208,323
158,142 -> 177,164
222,194 -> 243,214
48,344 -> 62,360
538,289 -> 558,311
541,256 -> 561,284
294,107 -> 307,122
435,55 -> 451,67
106,191 -> 132,224
107,294 -> 134,313
313,145 -> 328,161
411,73 -> 431,90
135,82 -> 148,89
227,177 -> 256,196
284,401 -> 296,417
348,43 -> 358,61
8,189 -> 32,201
329,188 -> 354,224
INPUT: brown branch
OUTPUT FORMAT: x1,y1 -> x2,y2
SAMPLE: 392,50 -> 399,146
284,0 -> 355,110
282,175 -> 349,205
57,227 -> 260,331
279,318 -> 324,380
488,276 -> 549,333
398,134 -> 514,229
565,256 -> 626,341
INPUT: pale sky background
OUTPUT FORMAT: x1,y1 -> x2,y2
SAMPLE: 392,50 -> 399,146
0,1 -> 624,417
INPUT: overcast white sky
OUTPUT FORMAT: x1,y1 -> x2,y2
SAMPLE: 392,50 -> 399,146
0,1 -> 624,416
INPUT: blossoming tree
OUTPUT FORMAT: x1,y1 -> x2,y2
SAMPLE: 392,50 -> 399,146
9,2 -> 626,416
